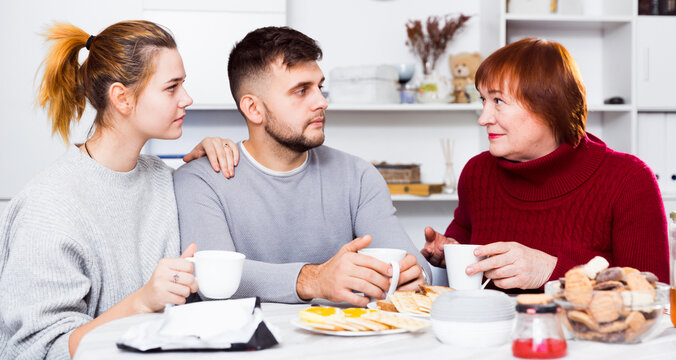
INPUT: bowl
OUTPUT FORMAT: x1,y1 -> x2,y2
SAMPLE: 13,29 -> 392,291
432,318 -> 514,347
430,289 -> 516,347
548,280 -> 669,343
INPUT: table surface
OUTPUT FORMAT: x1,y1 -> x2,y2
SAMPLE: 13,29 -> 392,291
74,303 -> 676,360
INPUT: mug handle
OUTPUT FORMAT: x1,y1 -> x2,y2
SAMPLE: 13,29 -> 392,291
185,257 -> 195,263
387,261 -> 400,297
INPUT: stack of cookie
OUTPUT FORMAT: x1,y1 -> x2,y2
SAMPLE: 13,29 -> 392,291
553,256 -> 666,343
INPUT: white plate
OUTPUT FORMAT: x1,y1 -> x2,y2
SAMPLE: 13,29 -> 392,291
291,319 -> 407,337
366,302 -> 430,319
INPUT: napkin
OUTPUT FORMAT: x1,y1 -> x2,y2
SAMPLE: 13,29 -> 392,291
117,297 -> 279,352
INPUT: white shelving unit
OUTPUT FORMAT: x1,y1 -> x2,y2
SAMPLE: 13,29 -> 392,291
482,0 -> 674,213
391,193 -> 459,202
481,0 -> 637,155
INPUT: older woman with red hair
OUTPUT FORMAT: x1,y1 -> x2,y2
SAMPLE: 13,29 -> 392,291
421,37 -> 669,291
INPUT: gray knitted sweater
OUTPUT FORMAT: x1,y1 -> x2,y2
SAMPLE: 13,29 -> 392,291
174,143 -> 431,303
0,146 -> 179,359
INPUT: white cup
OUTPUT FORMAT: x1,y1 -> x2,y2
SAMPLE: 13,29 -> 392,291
444,244 -> 488,290
186,250 -> 245,299
357,248 -> 406,296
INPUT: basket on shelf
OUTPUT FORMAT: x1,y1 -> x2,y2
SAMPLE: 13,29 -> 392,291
372,162 -> 421,184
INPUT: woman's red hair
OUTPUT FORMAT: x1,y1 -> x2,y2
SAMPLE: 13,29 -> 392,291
476,37 -> 586,146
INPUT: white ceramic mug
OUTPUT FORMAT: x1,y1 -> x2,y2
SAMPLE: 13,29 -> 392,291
357,248 -> 407,296
444,244 -> 489,290
186,250 -> 245,299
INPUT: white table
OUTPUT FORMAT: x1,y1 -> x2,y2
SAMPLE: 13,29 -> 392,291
75,303 -> 676,360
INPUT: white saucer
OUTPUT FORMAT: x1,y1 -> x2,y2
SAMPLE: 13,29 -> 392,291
290,319 -> 407,336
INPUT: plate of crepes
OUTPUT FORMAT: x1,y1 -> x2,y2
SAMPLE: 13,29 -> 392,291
294,306 -> 429,336
367,285 -> 455,318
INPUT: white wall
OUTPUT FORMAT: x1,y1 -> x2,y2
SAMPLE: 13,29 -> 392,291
0,0 -> 142,202
288,0 -> 481,89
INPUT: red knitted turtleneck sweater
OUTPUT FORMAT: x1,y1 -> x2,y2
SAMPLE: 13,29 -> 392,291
445,133 -> 669,285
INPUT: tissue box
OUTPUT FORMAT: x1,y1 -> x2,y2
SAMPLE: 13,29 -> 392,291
330,65 -> 399,104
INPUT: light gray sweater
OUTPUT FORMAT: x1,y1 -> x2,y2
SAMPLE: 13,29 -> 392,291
174,143 -> 431,303
0,146 -> 179,359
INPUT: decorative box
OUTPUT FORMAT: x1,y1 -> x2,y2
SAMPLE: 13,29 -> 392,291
387,183 -> 444,196
373,162 -> 421,184
330,65 -> 399,104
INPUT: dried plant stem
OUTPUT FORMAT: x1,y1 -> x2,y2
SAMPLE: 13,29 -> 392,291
406,14 -> 471,74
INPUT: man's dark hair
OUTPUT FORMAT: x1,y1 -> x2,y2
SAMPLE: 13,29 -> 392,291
227,26 -> 323,108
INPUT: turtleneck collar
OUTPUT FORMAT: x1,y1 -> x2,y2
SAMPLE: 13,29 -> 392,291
494,133 -> 607,201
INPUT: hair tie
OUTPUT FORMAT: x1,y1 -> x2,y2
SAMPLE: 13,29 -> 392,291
85,35 -> 95,50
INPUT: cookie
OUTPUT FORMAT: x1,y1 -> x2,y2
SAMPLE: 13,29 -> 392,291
583,256 -> 609,279
640,272 -> 658,284
593,280 -> 625,291
589,291 -> 622,323
362,311 -> 429,332
625,272 -> 655,292
565,267 -> 593,306
576,330 -> 602,341
625,311 -> 646,332
567,310 -> 599,331
603,331 -> 627,343
621,267 -> 640,281
596,267 -> 624,283
599,320 -> 628,333
621,291 -> 656,311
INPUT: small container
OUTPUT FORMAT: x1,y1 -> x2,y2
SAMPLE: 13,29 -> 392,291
512,294 -> 567,359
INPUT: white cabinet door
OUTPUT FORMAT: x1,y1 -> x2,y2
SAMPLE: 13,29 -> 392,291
637,113 -> 667,189
636,17 -> 676,109
665,114 -> 676,195
144,1 -> 286,107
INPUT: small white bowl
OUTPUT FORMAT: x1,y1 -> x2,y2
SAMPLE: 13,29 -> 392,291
432,318 -> 514,347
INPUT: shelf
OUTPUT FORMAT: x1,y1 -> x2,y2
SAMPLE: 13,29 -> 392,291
505,14 -> 633,30
637,107 -> 676,113
187,103 -> 631,113
327,103 -> 483,112
189,103 -> 238,110
187,103 -> 484,112
663,193 -> 676,201
588,104 -> 633,112
391,193 -> 458,202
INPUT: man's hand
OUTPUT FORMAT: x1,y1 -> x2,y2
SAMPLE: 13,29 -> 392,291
296,235 -> 392,307
183,137 -> 239,178
466,242 -> 557,289
420,226 -> 458,268
395,254 -> 425,291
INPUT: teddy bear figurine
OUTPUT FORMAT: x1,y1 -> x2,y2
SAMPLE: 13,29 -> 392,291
448,52 -> 483,103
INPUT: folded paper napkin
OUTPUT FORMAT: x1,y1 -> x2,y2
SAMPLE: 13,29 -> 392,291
117,297 -> 279,352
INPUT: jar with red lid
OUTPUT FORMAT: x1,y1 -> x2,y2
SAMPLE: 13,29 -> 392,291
512,294 -> 567,359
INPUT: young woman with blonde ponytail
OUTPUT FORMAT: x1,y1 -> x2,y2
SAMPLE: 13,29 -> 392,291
0,20 -> 239,358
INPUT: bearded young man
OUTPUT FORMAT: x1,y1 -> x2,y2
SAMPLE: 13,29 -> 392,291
173,26 -> 430,306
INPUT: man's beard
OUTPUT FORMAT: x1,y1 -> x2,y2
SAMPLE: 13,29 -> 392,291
263,106 -> 325,153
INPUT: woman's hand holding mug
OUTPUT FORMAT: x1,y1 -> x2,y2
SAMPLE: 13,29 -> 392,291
133,243 -> 199,313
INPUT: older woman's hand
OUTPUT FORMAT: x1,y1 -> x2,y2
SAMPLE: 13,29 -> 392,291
466,242 -> 557,289
420,227 -> 459,268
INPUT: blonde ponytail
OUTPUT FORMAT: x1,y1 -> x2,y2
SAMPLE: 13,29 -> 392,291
37,23 -> 90,144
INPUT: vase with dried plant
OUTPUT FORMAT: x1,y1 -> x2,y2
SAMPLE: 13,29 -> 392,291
405,14 -> 471,103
